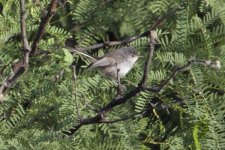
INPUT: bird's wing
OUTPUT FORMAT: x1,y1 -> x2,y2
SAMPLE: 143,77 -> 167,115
89,57 -> 116,69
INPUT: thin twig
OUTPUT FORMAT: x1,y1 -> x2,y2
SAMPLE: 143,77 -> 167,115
20,0 -> 30,53
146,60 -> 193,93
72,65 -> 80,118
147,59 -> 222,92
20,0 -> 31,71
140,30 -> 157,88
84,98 -> 98,113
99,112 -> 141,124
115,59 -> 123,95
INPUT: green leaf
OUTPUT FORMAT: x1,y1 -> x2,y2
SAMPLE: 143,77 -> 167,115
63,48 -> 73,65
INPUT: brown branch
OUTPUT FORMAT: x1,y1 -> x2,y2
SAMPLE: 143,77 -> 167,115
140,31 -> 158,87
63,112 -> 141,135
20,0 -> 30,53
31,0 -> 58,54
100,102 -> 166,124
68,6 -> 179,53
0,66 -> 26,95
0,0 -> 30,96
64,95 -> 159,136
20,0 -> 31,67
63,116 -> 101,136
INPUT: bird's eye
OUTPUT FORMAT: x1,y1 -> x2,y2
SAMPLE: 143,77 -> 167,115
132,54 -> 135,57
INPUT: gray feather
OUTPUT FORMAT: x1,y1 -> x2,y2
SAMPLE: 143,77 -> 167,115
89,57 -> 116,69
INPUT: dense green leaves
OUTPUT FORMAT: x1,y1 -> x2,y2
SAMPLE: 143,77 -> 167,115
0,0 -> 224,149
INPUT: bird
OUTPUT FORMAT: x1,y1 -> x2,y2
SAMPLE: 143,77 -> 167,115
89,47 -> 139,80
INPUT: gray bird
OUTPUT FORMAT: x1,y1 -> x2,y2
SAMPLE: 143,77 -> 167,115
89,47 -> 138,80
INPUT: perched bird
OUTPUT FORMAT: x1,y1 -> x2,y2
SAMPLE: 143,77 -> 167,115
89,47 -> 139,80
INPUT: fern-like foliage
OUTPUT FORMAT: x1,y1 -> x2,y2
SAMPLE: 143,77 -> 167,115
0,0 -> 224,149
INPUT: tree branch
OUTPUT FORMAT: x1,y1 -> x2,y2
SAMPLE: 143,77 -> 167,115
31,0 -> 58,54
0,0 -> 67,99
68,6 -> 180,53
20,0 -> 30,53
20,0 -> 31,67
0,0 -> 30,96
140,31 -> 158,87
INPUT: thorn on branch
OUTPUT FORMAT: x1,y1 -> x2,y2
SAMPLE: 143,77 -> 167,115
84,98 -> 98,113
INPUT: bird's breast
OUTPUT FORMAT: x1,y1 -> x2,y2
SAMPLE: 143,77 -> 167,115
117,61 -> 134,77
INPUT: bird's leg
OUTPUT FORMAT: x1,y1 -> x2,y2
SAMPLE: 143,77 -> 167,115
115,60 -> 123,95
116,69 -> 120,86
115,68 -> 123,98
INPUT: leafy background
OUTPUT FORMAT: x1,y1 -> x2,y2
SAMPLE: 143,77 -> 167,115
0,0 -> 224,149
